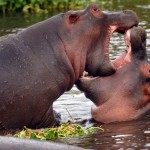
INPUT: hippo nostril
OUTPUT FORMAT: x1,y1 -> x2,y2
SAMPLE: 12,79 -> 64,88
123,10 -> 128,13
92,6 -> 100,12
149,70 -> 150,73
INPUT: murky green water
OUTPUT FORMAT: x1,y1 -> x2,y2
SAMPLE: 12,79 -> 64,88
0,0 -> 149,149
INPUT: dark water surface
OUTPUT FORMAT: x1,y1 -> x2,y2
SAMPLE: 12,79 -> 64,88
0,0 -> 150,149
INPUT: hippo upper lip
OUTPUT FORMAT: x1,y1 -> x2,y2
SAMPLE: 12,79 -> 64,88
115,25 -> 137,34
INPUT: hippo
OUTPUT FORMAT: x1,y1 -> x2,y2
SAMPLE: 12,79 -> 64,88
0,4 -> 139,129
76,26 -> 150,123
0,136 -> 89,150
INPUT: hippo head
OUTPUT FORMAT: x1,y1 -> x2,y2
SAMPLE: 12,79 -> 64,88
59,4 -> 139,79
76,27 -> 150,123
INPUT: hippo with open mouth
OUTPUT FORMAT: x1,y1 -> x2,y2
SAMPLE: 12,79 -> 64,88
76,26 -> 150,123
0,4 -> 138,129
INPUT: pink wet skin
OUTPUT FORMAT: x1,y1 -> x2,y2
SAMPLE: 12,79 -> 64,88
76,26 -> 150,123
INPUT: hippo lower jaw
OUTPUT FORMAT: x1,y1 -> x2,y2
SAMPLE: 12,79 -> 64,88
91,102 -> 150,124
91,103 -> 135,123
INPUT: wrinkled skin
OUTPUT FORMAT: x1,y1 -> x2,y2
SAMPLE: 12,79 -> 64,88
0,4 -> 139,129
76,27 -> 150,123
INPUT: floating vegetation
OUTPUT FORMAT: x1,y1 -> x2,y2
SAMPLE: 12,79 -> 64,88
14,122 -> 103,141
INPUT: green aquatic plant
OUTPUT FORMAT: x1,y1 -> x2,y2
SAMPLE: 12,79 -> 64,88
0,0 -> 107,14
14,122 -> 103,141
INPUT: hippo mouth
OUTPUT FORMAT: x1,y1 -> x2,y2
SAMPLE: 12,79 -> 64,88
111,28 -> 132,70
104,24 -> 134,61
81,28 -> 131,78
93,25 -> 135,77
115,26 -> 135,34
86,26 -> 134,77
116,27 -> 128,33
84,26 -> 134,77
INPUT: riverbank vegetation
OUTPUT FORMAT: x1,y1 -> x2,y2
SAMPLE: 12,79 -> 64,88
0,0 -> 109,14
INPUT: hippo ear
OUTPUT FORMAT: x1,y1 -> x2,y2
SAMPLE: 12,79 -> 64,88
69,13 -> 80,23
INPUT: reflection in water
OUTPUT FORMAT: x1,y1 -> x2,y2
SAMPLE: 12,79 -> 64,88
0,0 -> 150,149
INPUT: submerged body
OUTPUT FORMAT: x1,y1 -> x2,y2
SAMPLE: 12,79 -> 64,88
77,27 -> 150,123
0,4 -> 138,129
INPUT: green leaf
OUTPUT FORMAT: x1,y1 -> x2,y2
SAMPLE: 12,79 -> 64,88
30,132 -> 38,139
19,131 -> 26,138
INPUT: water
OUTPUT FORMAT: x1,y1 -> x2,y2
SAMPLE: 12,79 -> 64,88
0,0 -> 150,149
